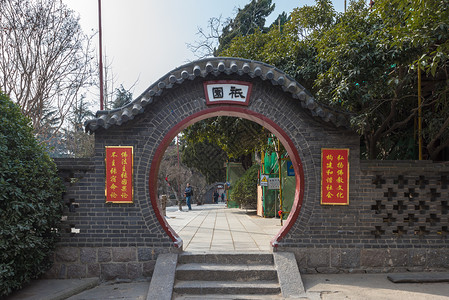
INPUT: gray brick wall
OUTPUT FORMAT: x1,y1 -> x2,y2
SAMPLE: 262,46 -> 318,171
50,73 -> 448,279
278,160 -> 449,273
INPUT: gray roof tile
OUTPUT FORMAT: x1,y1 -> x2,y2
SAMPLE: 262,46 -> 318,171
85,57 -> 349,133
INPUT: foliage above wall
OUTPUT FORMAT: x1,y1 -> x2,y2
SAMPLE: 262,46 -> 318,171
219,0 -> 449,160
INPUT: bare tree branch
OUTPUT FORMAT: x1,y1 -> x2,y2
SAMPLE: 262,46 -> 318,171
0,0 -> 95,142
186,16 -> 228,59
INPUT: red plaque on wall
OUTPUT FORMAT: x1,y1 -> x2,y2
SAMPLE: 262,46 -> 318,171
321,148 -> 349,205
105,146 -> 133,203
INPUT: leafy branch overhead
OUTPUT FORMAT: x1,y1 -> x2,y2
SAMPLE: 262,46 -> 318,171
182,117 -> 270,173
188,0 -> 277,58
219,0 -> 449,160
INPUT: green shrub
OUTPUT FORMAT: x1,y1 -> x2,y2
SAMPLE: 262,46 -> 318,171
230,164 -> 259,209
0,92 -> 64,296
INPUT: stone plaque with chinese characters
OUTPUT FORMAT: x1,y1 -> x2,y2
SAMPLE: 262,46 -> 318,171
204,80 -> 252,106
321,148 -> 349,205
105,146 -> 133,203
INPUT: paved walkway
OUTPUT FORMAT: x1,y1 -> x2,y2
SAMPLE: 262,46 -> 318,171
302,273 -> 449,300
165,203 -> 282,252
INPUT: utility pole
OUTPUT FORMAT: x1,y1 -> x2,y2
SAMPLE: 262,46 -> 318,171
418,63 -> 422,160
98,0 -> 104,110
177,135 -> 183,211
277,138 -> 283,226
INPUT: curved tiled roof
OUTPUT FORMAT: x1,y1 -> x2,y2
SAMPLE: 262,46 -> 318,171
85,57 -> 349,133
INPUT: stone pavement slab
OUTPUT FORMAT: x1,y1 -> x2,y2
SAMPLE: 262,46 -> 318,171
388,272 -> 449,283
6,278 -> 99,300
302,273 -> 449,300
66,281 -> 149,300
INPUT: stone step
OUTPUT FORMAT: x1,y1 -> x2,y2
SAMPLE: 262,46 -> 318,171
176,263 -> 277,281
172,293 -> 285,299
173,280 -> 281,295
178,252 -> 274,265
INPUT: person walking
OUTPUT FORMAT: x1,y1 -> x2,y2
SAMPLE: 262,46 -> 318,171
221,192 -> 226,203
184,183 -> 193,210
213,190 -> 219,204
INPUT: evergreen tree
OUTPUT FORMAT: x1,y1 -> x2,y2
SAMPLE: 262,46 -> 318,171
221,0 -> 449,160
112,85 -> 133,109
0,91 -> 64,296
215,0 -> 275,55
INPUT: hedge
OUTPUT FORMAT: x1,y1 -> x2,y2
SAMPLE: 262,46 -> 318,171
0,92 -> 64,296
230,164 -> 259,209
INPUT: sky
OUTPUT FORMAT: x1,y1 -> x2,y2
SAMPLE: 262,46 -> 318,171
62,1 -> 346,109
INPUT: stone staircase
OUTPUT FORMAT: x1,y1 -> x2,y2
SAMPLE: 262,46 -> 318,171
146,252 -> 304,300
172,252 -> 282,299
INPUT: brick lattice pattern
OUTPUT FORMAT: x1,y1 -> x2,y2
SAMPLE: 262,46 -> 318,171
365,162 -> 449,240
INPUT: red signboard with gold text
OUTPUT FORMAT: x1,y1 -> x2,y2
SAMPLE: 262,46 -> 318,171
321,148 -> 349,205
105,146 -> 133,203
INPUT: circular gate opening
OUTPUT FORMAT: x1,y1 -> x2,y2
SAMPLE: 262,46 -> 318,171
149,106 -> 304,249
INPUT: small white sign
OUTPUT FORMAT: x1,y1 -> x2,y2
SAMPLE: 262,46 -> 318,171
268,178 -> 280,190
204,81 -> 252,106
260,174 -> 269,187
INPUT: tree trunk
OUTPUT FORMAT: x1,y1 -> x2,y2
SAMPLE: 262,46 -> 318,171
169,184 -> 182,211
367,134 -> 378,160
240,153 -> 253,170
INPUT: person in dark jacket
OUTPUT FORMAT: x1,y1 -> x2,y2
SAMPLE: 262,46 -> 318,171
184,183 -> 193,210
213,190 -> 219,204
